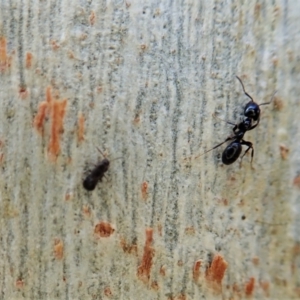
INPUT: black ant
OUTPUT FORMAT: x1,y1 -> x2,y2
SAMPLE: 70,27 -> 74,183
83,148 -> 116,191
196,76 -> 276,165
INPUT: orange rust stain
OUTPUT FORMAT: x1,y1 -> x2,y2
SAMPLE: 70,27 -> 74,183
141,181 -> 148,200
252,257 -> 259,266
245,277 -> 255,296
259,281 -> 270,297
293,175 -> 300,188
34,101 -> 49,134
15,279 -> 24,289
94,222 -> 115,238
77,113 -> 85,143
89,11 -> 96,25
54,238 -> 64,260
279,144 -> 289,160
137,228 -> 155,283
193,260 -> 201,282
120,237 -> 138,255
205,254 -> 228,293
48,97 -> 67,159
0,37 -> 10,71
25,52 -> 33,68
104,286 -> 112,297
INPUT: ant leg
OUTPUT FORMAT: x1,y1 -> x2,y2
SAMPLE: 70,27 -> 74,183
194,136 -> 234,160
236,76 -> 254,102
259,91 -> 277,106
247,118 -> 260,131
212,113 -> 236,126
240,140 -> 254,168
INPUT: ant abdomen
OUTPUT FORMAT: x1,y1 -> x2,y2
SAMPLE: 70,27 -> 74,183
83,175 -> 98,191
222,141 -> 242,165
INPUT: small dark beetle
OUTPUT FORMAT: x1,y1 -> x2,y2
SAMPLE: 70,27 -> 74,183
196,76 -> 276,166
83,148 -> 110,191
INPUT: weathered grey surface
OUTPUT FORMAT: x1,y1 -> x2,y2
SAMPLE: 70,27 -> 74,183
0,0 -> 299,299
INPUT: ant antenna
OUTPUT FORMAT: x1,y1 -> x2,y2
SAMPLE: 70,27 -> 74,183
96,147 -> 122,161
259,91 -> 277,106
96,147 -> 106,157
236,76 -> 254,102
110,157 -> 122,162
212,113 -> 236,126
194,136 -> 233,159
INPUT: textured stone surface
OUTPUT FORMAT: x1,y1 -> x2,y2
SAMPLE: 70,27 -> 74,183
0,0 -> 299,299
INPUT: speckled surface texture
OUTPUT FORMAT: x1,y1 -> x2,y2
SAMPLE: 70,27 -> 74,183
0,0 -> 299,299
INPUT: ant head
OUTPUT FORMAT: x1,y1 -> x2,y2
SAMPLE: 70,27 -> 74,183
244,102 -> 260,121
102,158 -> 110,167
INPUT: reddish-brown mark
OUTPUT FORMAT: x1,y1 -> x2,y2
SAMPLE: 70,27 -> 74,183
151,281 -> 159,290
185,227 -> 195,235
159,265 -> 166,277
141,181 -> 148,200
120,237 -> 138,255
51,40 -> 60,50
19,86 -> 28,99
104,287 -> 112,297
259,281 -> 270,297
273,96 -> 283,111
54,238 -> 64,260
94,222 -> 115,238
279,144 -> 289,160
0,36 -> 11,71
89,11 -> 96,25
34,101 -> 49,134
64,192 -> 72,201
137,228 -> 154,283
25,52 -> 33,68
205,254 -> 228,293
245,277 -> 255,296
293,175 -> 300,188
193,260 -> 202,282
15,279 -> 24,289
252,257 -> 260,266
168,294 -> 187,300
48,97 -> 67,159
34,87 -> 67,160
82,205 -> 91,218
77,112 -> 85,143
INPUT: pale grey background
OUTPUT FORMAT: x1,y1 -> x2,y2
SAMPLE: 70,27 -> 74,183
0,0 -> 299,299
